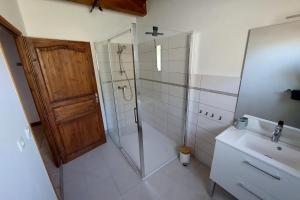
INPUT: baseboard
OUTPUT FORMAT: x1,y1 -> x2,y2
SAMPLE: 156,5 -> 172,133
30,121 -> 42,127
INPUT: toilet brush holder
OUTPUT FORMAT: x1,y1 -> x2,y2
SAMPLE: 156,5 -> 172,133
178,146 -> 192,166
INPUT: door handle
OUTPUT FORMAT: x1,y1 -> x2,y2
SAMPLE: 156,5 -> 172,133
133,107 -> 138,123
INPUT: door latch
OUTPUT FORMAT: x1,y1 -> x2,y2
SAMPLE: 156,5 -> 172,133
95,93 -> 99,103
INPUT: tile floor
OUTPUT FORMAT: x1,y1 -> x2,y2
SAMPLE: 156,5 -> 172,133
120,121 -> 178,176
63,137 -> 236,200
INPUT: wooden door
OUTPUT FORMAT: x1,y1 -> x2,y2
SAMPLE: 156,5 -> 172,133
25,37 -> 106,163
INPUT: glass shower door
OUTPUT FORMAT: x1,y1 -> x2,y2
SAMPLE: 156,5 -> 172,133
107,40 -> 141,170
95,41 -> 120,147
95,32 -> 142,174
133,24 -> 191,176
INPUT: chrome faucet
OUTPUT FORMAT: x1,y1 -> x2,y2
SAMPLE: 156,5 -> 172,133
271,120 -> 284,142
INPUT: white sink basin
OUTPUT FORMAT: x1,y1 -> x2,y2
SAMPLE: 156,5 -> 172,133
237,133 -> 300,172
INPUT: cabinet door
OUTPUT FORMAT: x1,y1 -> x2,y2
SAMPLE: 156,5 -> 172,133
210,141 -> 300,200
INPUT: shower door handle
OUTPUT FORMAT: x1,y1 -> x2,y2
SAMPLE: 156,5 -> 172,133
134,107 -> 138,123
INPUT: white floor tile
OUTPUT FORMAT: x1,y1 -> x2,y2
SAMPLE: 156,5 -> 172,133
122,182 -> 161,200
63,134 -> 235,200
86,175 -> 122,200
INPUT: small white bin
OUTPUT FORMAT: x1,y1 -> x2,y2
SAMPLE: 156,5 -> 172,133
178,146 -> 192,166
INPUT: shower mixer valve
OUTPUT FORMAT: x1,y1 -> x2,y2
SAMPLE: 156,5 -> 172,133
118,85 -> 127,90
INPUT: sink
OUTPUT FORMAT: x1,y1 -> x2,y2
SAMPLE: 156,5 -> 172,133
237,133 -> 300,172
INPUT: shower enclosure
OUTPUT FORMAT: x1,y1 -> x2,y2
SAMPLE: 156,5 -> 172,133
95,24 -> 191,177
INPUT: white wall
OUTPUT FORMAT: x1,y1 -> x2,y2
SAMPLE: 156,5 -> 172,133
0,28 -> 40,123
17,0 -> 136,42
0,0 -> 40,124
0,0 -> 26,33
0,1 -> 56,199
137,0 -> 300,77
0,32 -> 56,200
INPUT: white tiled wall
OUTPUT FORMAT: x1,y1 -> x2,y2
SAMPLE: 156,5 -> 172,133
139,33 -> 189,145
109,43 -> 137,137
139,34 -> 241,168
98,36 -> 241,169
187,74 -> 240,167
97,42 -> 137,138
96,42 -> 119,137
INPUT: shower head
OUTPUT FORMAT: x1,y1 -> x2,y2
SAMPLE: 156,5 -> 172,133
117,44 -> 126,54
145,26 -> 164,37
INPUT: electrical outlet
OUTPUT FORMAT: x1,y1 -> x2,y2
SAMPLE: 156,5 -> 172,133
17,136 -> 25,152
24,126 -> 31,140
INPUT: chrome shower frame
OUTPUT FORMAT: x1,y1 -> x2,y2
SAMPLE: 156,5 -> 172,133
96,24 -> 193,179
95,27 -> 143,177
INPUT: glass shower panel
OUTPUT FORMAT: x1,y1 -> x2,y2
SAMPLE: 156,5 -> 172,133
135,25 -> 190,176
95,41 -> 120,147
95,31 -> 141,173
107,40 -> 141,169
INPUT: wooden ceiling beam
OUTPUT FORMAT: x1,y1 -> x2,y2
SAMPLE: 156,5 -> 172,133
66,0 -> 147,16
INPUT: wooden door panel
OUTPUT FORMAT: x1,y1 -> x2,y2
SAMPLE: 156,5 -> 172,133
36,45 -> 95,102
54,98 -> 96,123
25,37 -> 106,163
58,112 -> 103,157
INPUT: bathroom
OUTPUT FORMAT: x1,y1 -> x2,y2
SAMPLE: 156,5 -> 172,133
0,0 -> 300,200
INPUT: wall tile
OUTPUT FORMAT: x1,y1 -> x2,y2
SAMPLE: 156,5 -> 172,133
168,85 -> 186,98
189,74 -> 201,88
194,148 -> 213,167
197,116 -> 229,136
200,75 -> 240,94
198,103 -> 234,124
98,53 -> 110,64
139,52 -> 156,62
168,72 -> 187,85
168,95 -> 186,109
195,126 -> 215,145
141,80 -> 153,89
138,41 -> 153,53
156,37 -> 169,50
95,43 -> 109,54
161,49 -> 169,62
168,105 -> 185,120
140,62 -> 155,71
188,89 -> 200,102
168,61 -> 187,73
140,70 -> 153,79
152,82 -> 168,93
168,48 -> 187,61
199,91 -> 237,112
187,100 -> 199,114
153,71 -> 168,82
100,72 -> 112,82
196,136 -> 215,156
187,112 -> 198,125
168,34 -> 188,49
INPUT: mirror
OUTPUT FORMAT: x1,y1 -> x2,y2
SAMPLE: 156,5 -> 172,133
235,20 -> 300,129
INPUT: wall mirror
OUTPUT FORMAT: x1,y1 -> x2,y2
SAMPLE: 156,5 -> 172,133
235,20 -> 300,129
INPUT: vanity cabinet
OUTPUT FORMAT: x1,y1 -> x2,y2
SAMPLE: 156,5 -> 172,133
210,141 -> 299,200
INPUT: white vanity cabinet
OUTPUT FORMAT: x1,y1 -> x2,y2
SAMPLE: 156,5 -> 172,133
210,128 -> 300,200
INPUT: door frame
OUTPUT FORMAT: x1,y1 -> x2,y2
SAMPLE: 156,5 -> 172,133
0,15 -> 61,167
